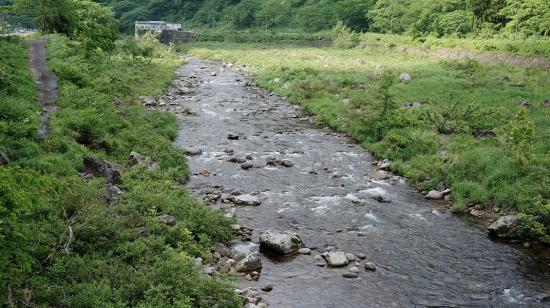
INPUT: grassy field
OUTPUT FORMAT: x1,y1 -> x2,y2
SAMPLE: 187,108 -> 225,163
0,35 -> 239,306
184,40 -> 550,243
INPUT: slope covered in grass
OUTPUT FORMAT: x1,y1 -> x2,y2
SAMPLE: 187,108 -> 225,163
0,35 -> 240,307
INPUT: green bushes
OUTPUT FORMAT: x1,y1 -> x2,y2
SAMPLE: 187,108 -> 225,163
1,36 -> 239,306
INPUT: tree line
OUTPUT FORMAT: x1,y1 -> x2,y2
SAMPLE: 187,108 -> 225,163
1,0 -> 548,38
98,0 -> 548,37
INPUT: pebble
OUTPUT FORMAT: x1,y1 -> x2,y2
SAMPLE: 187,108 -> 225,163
355,253 -> 367,260
343,272 -> 359,279
364,262 -> 377,271
261,284 -> 274,292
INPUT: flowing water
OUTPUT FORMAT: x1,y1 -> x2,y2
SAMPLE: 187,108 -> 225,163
173,58 -> 550,307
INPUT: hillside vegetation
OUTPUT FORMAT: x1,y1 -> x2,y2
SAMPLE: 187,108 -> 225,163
0,24 -> 239,308
92,0 -> 550,39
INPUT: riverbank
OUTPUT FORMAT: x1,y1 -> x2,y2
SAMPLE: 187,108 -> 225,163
0,35 -> 239,306
182,40 -> 550,244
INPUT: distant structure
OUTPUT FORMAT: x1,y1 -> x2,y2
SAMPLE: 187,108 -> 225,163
134,21 -> 182,38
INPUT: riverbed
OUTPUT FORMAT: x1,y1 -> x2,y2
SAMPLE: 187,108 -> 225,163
172,57 -> 549,307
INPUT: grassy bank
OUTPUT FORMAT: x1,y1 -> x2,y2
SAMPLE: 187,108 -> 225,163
0,35 -> 240,306
184,41 -> 550,243
359,33 -> 550,58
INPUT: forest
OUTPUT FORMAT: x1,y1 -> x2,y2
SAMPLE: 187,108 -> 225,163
94,0 -> 550,37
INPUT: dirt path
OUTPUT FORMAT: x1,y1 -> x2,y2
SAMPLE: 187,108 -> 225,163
27,40 -> 58,137
157,57 -> 550,307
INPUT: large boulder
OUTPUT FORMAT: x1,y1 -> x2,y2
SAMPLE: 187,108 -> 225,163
326,251 -> 349,267
128,151 -> 159,170
82,157 -> 121,184
235,252 -> 262,272
0,150 -> 9,165
488,215 -> 519,239
259,231 -> 303,255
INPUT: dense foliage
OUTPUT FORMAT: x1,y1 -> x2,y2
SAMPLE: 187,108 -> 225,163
0,35 -> 240,306
92,0 -> 550,38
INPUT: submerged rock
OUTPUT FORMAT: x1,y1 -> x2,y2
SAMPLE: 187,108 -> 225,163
182,147 -> 203,156
364,262 -> 377,271
227,133 -> 240,140
488,215 -> 519,239
280,159 -> 295,167
234,194 -> 261,206
259,231 -> 303,255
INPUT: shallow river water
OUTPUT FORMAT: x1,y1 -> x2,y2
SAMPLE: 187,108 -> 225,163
173,58 -> 550,307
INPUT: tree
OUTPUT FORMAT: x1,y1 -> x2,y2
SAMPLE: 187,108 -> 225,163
501,0 -> 550,36
71,0 -> 118,54
11,0 -> 75,34
332,20 -> 358,50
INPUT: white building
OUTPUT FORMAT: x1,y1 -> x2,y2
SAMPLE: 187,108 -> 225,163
135,21 -> 182,37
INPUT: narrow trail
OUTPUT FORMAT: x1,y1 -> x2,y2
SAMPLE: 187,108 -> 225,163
27,40 -> 58,137
165,57 -> 550,307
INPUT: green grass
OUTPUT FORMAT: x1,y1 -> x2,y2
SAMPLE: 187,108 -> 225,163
184,40 -> 550,243
359,32 -> 550,58
0,35 -> 240,306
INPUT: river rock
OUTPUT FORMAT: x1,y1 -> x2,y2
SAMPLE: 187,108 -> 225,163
399,73 -> 412,83
231,243 -> 259,261
259,231 -> 303,255
298,248 -> 312,254
0,150 -> 9,165
203,266 -> 216,276
349,266 -> 360,273
425,190 -> 444,200
280,159 -> 294,167
261,284 -> 274,292
141,96 -> 157,106
345,194 -> 366,205
128,151 -> 159,170
228,157 -> 247,163
369,170 -> 390,181
82,157 -> 121,184
234,194 -> 261,206
236,252 -> 262,272
345,253 -> 356,262
228,133 -> 240,140
355,253 -> 367,260
488,215 -> 519,238
361,187 -> 392,203
157,214 -> 177,226
182,147 -> 203,156
241,162 -> 254,170
326,251 -> 349,267
364,262 -> 377,271
343,272 -> 359,278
